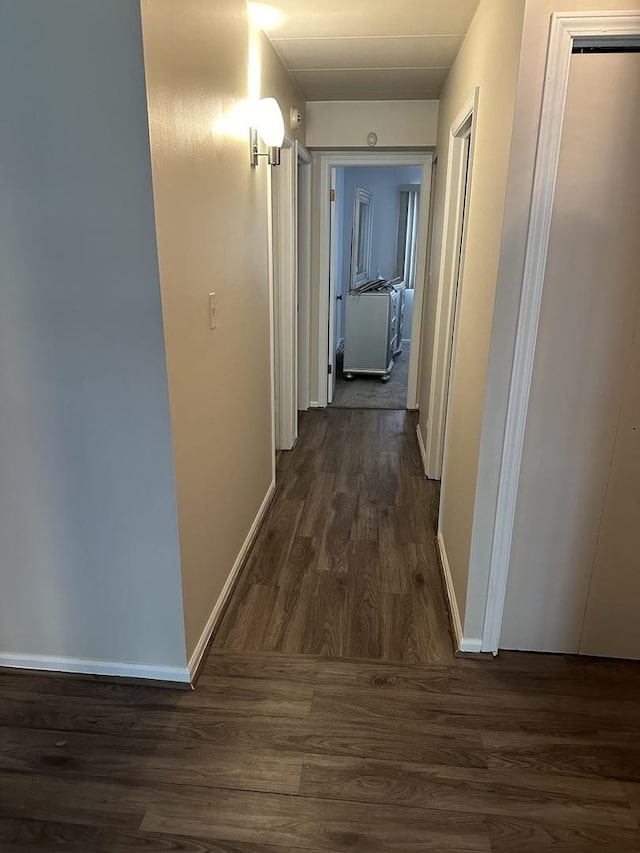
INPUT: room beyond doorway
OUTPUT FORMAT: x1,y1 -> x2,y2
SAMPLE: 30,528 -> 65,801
315,152 -> 433,411
332,343 -> 411,409
329,162 -> 421,411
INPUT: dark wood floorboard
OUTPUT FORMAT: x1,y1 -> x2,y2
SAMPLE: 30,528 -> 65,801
216,409 -> 449,663
140,787 -> 492,852
299,754 -> 636,827
2,410 -> 640,851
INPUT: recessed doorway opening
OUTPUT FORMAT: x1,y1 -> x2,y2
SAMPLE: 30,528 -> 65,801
330,164 -> 423,410
316,152 -> 433,412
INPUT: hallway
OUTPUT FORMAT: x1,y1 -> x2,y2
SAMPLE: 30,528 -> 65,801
214,408 -> 451,664
2,412 -> 640,850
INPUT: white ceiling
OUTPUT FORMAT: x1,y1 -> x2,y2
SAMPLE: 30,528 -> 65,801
256,0 -> 481,101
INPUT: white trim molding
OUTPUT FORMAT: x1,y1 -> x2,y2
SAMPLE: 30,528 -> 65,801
0,653 -> 191,684
272,136 -> 298,451
482,11 -> 640,654
297,141 -> 312,412
426,88 -> 478,480
327,166 -> 339,403
267,167 -> 277,482
460,637 -> 483,654
1,481 -> 279,685
406,158 -> 434,410
187,479 -> 277,679
436,533 -> 482,654
316,151 -> 433,409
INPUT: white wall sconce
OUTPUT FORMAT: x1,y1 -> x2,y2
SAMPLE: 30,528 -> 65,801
250,97 -> 285,167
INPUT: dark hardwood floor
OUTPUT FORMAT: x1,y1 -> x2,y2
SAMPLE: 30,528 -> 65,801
1,408 -> 640,851
215,409 -> 449,664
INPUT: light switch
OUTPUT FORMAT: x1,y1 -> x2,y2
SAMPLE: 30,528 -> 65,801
208,292 -> 217,330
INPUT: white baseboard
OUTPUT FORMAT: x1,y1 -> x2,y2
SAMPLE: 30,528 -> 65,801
309,400 -> 322,409
0,652 -> 191,683
416,423 -> 429,476
187,479 -> 277,679
436,532 -> 482,655
0,481 -> 278,686
459,636 -> 483,653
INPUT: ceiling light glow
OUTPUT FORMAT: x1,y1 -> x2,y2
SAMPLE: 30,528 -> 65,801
248,2 -> 284,32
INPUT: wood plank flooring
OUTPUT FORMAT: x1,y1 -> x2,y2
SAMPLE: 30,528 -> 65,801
215,409 -> 450,664
1,409 -> 640,851
1,649 -> 640,851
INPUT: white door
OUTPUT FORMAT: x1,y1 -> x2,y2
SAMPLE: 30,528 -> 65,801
327,168 -> 338,403
501,51 -> 640,658
581,321 -> 640,658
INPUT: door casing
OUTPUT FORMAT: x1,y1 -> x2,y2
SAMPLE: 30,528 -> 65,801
271,137 -> 312,451
482,11 -> 640,654
316,151 -> 433,410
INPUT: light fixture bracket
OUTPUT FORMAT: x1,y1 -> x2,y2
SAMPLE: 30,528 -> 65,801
250,127 -> 281,167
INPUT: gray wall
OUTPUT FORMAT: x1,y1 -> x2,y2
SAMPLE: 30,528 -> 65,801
0,1 -> 186,668
331,165 -> 422,356
340,166 -> 423,294
337,166 -> 422,350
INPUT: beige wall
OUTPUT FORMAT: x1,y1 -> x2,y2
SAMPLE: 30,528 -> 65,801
140,0 -> 305,660
417,0 -> 525,633
467,0 -> 640,645
306,100 -> 438,149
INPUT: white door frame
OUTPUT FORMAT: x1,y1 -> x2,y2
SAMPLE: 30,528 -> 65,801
327,166 -> 339,404
425,90 -> 478,481
316,151 -> 433,410
266,166 -> 277,481
272,137 -> 312,450
482,11 -> 640,654
297,142 -> 312,412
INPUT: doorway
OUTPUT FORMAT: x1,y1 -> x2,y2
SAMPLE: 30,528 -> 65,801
425,90 -> 477,483
431,92 -> 477,651
316,152 -> 433,411
329,164 -> 423,410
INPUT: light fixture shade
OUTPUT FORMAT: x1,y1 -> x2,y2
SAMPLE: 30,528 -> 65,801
256,97 -> 285,148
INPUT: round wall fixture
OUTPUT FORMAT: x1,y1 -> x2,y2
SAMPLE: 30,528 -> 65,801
367,132 -> 378,147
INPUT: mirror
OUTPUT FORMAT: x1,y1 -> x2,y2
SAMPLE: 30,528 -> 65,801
350,187 -> 374,289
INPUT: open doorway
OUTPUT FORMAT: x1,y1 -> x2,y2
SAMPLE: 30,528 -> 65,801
423,89 -> 478,482
328,164 -> 423,409
317,152 -> 433,411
